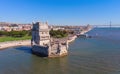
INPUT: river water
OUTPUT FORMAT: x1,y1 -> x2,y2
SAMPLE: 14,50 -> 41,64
0,28 -> 120,74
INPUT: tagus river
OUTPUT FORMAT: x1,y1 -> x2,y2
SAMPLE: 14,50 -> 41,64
0,28 -> 120,74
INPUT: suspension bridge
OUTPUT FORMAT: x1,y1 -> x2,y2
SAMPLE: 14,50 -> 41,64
92,24 -> 120,28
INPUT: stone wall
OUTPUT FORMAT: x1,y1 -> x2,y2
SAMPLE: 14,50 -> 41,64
39,40 -> 50,46
32,45 -> 49,57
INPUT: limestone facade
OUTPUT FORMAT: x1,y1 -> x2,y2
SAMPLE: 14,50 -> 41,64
31,22 -> 50,46
31,22 -> 68,57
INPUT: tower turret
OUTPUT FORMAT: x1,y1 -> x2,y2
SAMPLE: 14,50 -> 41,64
31,22 -> 50,46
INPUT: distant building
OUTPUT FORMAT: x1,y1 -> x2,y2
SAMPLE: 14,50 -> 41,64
0,22 -> 32,31
50,26 -> 65,30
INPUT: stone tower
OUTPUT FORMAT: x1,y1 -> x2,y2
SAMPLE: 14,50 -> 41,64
31,21 -> 68,57
31,22 -> 50,46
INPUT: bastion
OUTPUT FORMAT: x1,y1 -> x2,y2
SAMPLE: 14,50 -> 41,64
31,22 -> 68,57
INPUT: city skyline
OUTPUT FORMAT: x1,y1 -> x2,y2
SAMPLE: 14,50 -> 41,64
0,0 -> 120,25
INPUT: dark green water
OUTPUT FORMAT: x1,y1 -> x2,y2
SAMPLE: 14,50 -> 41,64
0,28 -> 120,74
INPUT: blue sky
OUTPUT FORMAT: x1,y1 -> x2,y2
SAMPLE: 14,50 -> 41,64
0,0 -> 120,25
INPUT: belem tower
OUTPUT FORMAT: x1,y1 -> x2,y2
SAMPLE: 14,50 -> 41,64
31,22 -> 68,57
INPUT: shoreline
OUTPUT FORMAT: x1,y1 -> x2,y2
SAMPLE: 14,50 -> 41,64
67,35 -> 77,43
0,40 -> 31,49
0,26 -> 92,50
0,29 -> 91,50
0,35 -> 77,50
